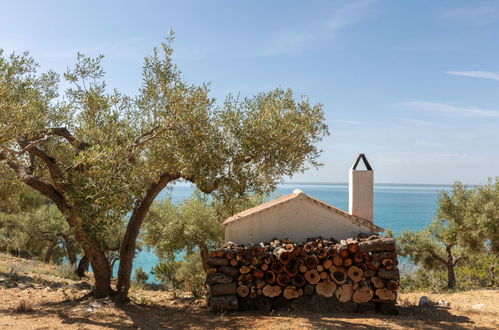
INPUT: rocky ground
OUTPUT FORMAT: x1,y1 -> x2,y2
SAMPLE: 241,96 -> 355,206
0,253 -> 497,329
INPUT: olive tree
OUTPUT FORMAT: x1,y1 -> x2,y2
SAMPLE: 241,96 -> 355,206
397,179 -> 498,289
0,35 -> 328,300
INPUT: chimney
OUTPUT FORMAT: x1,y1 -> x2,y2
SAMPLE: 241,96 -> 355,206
349,154 -> 374,222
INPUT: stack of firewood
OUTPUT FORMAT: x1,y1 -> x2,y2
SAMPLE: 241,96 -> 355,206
206,235 -> 399,314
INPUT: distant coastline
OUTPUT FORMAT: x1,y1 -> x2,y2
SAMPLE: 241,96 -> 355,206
283,182 -> 455,187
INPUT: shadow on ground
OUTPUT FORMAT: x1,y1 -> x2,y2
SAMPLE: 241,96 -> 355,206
0,296 -> 476,330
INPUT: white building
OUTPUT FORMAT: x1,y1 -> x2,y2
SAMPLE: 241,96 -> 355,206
222,154 -> 383,244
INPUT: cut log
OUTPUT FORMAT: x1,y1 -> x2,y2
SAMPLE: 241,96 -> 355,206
387,280 -> 399,291
283,285 -> 303,299
378,267 -> 400,280
209,295 -> 238,312
274,247 -> 292,264
206,273 -> 233,285
358,237 -> 395,253
276,273 -> 291,287
207,258 -> 229,267
382,259 -> 394,270
316,265 -> 324,272
335,284 -> 353,303
209,251 -> 217,258
305,255 -> 319,269
253,270 -> 264,279
347,240 -> 359,254
316,247 -> 328,259
370,251 -> 397,261
255,279 -> 266,290
284,263 -> 298,277
215,249 -> 225,258
353,253 -> 364,264
364,269 -> 376,278
262,284 -> 282,298
330,267 -> 347,284
210,283 -> 237,296
339,246 -> 350,258
271,262 -> 283,273
319,271 -> 328,280
292,273 -> 306,287
371,277 -> 384,289
219,266 -> 239,278
375,288 -> 397,301
237,284 -> 250,297
316,280 -> 336,298
299,265 -> 308,273
239,265 -> 251,274
261,263 -> 269,271
285,243 -> 294,252
347,266 -> 363,282
304,269 -> 320,285
229,259 -> 238,267
333,255 -> 343,267
343,258 -> 353,268
322,259 -> 332,270
352,287 -> 374,303
265,271 -> 276,284
206,268 -> 217,276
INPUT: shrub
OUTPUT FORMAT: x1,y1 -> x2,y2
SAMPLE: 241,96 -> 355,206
152,253 -> 206,297
133,267 -> 149,285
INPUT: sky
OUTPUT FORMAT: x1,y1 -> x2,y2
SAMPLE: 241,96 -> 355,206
1,0 -> 498,184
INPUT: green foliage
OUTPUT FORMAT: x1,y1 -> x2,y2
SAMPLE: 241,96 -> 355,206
133,267 -> 149,284
0,33 -> 328,294
143,190 -> 265,260
152,253 -> 205,297
400,253 -> 498,292
397,178 -> 499,289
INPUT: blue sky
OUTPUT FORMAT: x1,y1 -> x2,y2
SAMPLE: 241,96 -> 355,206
1,0 -> 498,184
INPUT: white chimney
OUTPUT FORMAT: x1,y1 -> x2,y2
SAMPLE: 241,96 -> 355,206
349,154 -> 374,222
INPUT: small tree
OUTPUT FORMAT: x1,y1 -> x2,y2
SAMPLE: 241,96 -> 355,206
398,179 -> 498,289
0,34 -> 328,300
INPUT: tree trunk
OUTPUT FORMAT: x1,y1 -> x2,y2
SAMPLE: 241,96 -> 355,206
76,255 -> 89,278
44,240 -> 57,263
199,243 -> 209,273
446,263 -> 456,289
86,246 -> 113,298
60,234 -> 77,265
446,245 -> 456,289
116,173 -> 179,301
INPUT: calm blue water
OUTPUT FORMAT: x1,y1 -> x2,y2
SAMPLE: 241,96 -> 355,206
122,183 -> 452,281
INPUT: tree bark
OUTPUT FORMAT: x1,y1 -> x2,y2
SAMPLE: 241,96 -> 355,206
446,263 -> 456,289
44,240 -> 57,263
199,243 -> 209,273
76,255 -> 89,278
116,173 -> 180,301
86,246 -> 114,298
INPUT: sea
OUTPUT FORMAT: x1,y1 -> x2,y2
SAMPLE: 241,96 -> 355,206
120,183 -> 453,282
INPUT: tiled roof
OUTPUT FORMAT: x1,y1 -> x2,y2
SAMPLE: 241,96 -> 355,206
221,189 -> 384,233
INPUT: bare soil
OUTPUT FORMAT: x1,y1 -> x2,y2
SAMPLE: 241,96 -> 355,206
0,253 -> 497,329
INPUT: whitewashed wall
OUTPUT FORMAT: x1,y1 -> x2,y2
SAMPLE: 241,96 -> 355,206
224,194 -> 376,244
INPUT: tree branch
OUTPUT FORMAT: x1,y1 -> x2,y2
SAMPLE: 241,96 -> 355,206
0,150 -> 70,214
453,256 -> 468,266
18,140 -> 66,193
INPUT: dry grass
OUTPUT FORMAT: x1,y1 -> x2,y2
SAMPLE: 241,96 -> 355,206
1,253 -> 498,329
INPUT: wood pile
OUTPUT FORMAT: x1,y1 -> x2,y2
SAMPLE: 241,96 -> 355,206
206,235 -> 399,314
